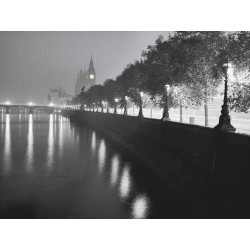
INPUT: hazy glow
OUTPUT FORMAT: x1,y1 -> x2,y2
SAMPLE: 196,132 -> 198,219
132,194 -> 150,219
119,166 -> 131,199
49,103 -> 54,107
110,154 -> 120,186
47,114 -> 54,172
98,139 -> 106,173
5,101 -> 10,105
29,102 -> 33,106
91,132 -> 96,153
3,114 -> 11,174
26,114 -> 34,172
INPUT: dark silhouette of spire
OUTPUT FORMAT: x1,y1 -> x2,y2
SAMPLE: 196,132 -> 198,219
88,54 -> 95,72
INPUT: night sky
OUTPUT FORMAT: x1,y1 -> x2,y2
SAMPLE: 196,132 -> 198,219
0,31 -> 172,104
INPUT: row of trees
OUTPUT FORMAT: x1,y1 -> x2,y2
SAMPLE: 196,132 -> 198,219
73,31 -> 250,118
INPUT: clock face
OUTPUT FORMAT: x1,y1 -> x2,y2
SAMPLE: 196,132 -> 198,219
90,74 -> 94,79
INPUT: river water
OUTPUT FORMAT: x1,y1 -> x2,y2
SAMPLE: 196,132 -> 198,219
0,113 -> 180,219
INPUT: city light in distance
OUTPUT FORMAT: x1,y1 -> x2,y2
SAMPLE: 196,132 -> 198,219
5,101 -> 10,105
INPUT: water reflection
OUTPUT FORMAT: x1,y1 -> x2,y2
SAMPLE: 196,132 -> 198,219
58,115 -> 63,157
47,114 -> 54,172
0,114 -> 165,218
91,131 -> 96,153
119,165 -> 131,199
110,154 -> 120,187
26,114 -> 34,172
3,114 -> 11,174
98,139 -> 106,173
132,194 -> 150,219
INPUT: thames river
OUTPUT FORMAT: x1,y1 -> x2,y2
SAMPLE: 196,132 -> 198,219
0,113 -> 182,219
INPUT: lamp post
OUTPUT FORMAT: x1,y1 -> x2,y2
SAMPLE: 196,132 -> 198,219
173,86 -> 183,123
162,84 -> 170,121
138,92 -> 144,117
114,98 -> 119,114
101,101 -> 104,113
106,102 -> 109,113
124,96 -> 128,115
214,61 -> 236,132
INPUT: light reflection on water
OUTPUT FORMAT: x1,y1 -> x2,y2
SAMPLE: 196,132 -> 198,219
119,165 -> 131,199
132,194 -> 150,219
98,139 -> 106,173
26,114 -> 34,173
110,154 -> 120,187
58,116 -> 64,158
91,131 -> 96,153
3,114 -> 11,174
0,113 -> 174,219
46,114 -> 54,172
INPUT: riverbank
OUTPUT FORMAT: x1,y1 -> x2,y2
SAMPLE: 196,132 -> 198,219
66,110 -> 250,218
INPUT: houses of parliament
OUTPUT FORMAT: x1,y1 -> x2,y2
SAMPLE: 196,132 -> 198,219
74,56 -> 96,95
47,56 -> 96,106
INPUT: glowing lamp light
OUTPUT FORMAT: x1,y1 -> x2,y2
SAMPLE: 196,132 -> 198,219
165,84 -> 170,91
29,102 -> 33,106
5,101 -> 10,105
49,103 -> 54,107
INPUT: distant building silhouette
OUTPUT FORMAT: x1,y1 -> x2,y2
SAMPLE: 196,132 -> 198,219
48,87 -> 72,107
75,56 -> 96,95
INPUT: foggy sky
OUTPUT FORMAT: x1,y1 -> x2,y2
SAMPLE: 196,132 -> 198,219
0,31 -> 172,104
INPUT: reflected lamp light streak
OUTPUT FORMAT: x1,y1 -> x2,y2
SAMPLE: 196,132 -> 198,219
119,166 -> 131,199
58,115 -> 64,157
3,114 -> 11,174
26,114 -> 34,172
46,114 -> 54,172
110,154 -> 120,186
98,139 -> 106,173
132,194 -> 150,219
91,132 -> 96,153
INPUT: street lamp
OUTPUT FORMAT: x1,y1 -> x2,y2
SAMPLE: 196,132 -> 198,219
162,84 -> 171,121
124,96 -> 128,115
114,98 -> 119,114
214,61 -> 236,132
138,92 -> 144,117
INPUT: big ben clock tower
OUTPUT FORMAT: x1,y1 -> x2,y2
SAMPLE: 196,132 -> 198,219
87,55 -> 96,87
